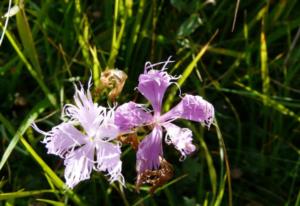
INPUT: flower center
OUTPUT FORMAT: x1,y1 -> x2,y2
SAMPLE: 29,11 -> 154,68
153,115 -> 161,126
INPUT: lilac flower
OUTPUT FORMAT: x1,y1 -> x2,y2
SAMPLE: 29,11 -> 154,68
115,57 -> 214,184
32,81 -> 124,188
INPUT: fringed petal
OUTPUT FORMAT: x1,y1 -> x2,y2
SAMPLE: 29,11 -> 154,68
137,57 -> 178,114
63,83 -> 106,136
64,144 -> 94,188
136,126 -> 163,174
160,94 -> 214,127
94,141 -> 124,185
94,108 -> 119,141
115,101 -> 153,132
32,122 -> 86,158
163,122 -> 196,159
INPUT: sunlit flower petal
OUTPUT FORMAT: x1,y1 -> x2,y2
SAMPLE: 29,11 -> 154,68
115,101 -> 152,132
32,122 -> 85,158
160,94 -> 214,127
94,108 -> 120,141
95,141 -> 124,185
136,126 -> 163,174
163,122 -> 196,158
64,82 -> 106,136
64,144 -> 94,188
137,57 -> 178,114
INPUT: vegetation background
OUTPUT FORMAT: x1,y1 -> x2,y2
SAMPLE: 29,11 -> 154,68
0,0 -> 299,205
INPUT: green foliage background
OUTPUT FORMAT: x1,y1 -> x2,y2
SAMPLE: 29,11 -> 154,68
0,0 -> 300,205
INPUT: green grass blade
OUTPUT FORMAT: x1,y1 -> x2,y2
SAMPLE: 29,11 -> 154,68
214,174 -> 227,206
164,31 -> 218,111
0,99 -> 50,171
132,174 -> 188,206
260,20 -> 270,103
90,46 -> 102,87
0,190 -> 58,201
0,105 -> 85,205
198,132 -> 217,200
125,0 -> 145,66
235,82 -> 300,122
36,199 -> 65,206
295,189 -> 300,206
107,0 -> 127,68
16,3 -> 43,77
19,137 -> 85,206
214,120 -> 232,206
0,22 -> 56,106
177,32 -> 217,87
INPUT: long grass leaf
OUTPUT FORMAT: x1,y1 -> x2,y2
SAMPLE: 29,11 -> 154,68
19,137 -> 85,206
164,31 -> 218,111
214,120 -> 232,206
0,22 -> 56,106
0,109 -> 85,205
0,190 -> 57,201
125,0 -> 145,66
16,3 -> 43,77
198,133 -> 217,200
0,99 -> 50,171
235,82 -> 300,122
132,174 -> 188,206
260,19 -> 270,103
36,199 -> 65,206
108,0 -> 127,68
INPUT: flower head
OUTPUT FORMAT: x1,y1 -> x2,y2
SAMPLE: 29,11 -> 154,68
33,81 -> 124,188
115,57 -> 214,187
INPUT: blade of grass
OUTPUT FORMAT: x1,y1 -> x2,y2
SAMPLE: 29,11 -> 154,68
197,130 -> 217,201
0,22 -> 57,106
0,0 -> 12,47
260,18 -> 270,104
295,189 -> 300,206
0,189 -> 58,201
111,183 -> 130,206
90,46 -> 102,87
164,30 -> 218,111
132,174 -> 188,206
214,119 -> 232,206
0,99 -> 50,171
36,199 -> 65,206
21,133 -> 85,205
231,0 -> 240,32
125,0 -> 145,66
234,81 -> 300,122
16,0 -> 43,77
214,174 -> 227,206
0,107 -> 85,205
107,0 -> 127,68
164,188 -> 176,206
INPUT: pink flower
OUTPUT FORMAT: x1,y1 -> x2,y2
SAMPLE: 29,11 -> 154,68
33,80 -> 124,188
115,57 -> 214,183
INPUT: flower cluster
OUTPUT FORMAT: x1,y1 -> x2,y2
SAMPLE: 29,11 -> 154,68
33,57 -> 214,191
32,80 -> 124,188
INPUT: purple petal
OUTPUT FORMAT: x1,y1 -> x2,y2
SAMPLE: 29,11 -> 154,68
115,101 -> 153,132
63,83 -> 106,136
160,94 -> 214,127
137,58 -> 178,114
32,122 -> 86,158
94,141 -> 124,185
94,108 -> 120,141
64,144 -> 94,188
136,126 -> 163,174
162,122 -> 196,158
